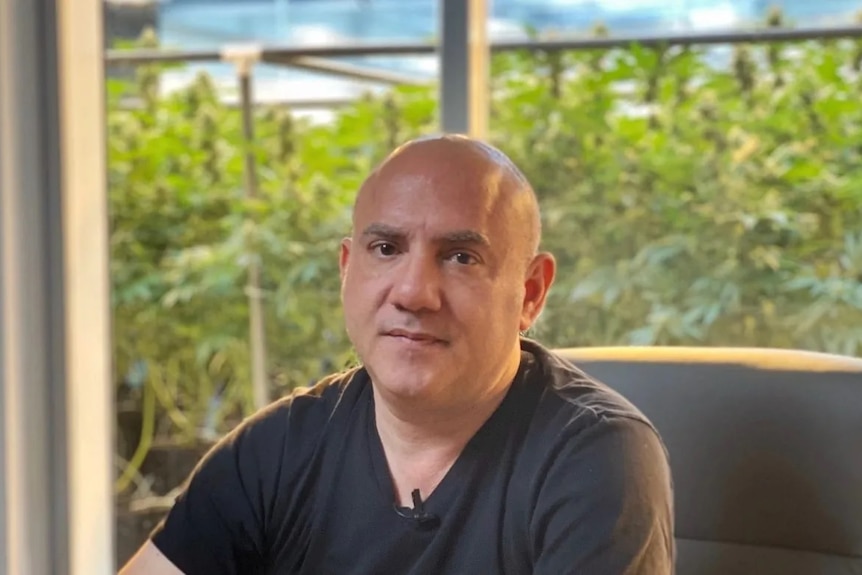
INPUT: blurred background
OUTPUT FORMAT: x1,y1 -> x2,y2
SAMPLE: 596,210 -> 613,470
99,0 -> 862,566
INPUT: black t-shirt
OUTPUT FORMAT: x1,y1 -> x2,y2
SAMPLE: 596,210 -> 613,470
150,340 -> 674,574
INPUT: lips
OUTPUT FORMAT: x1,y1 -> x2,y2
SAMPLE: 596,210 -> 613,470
383,329 -> 447,345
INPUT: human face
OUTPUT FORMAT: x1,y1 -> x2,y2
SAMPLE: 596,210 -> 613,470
339,144 -> 551,410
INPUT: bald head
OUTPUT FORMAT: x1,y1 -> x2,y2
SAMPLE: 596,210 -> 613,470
338,135 -> 557,419
354,135 -> 542,260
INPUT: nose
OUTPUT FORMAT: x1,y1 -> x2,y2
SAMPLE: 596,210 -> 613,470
390,251 -> 442,313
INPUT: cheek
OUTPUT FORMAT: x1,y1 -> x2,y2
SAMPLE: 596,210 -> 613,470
343,270 -> 384,314
451,280 -> 518,320
485,283 -> 526,326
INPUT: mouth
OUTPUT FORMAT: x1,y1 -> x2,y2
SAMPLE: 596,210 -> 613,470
383,329 -> 448,346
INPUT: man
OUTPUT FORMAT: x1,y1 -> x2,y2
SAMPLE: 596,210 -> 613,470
120,135 -> 674,574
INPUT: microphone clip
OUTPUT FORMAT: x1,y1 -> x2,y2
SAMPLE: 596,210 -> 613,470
394,488 -> 441,530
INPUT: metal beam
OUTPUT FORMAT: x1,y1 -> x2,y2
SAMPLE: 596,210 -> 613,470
0,0 -> 113,573
265,55 -> 428,86
105,42 -> 436,66
104,24 -> 862,68
516,23 -> 862,50
439,0 -> 489,138
115,96 -> 359,110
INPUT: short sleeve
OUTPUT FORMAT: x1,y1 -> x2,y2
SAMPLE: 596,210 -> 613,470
149,411 -> 281,575
531,415 -> 675,575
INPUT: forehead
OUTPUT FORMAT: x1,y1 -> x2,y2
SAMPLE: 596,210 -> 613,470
353,146 -> 511,234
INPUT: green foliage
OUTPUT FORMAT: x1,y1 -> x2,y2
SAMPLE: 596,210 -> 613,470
110,58 -> 436,443
495,37 -> 862,354
110,25 -> 862,446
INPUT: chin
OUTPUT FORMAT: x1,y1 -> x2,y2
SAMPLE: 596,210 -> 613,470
377,379 -> 432,400
367,357 -> 444,400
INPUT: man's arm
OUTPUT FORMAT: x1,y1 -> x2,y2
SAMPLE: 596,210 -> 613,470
119,540 -> 185,575
532,415 -> 675,574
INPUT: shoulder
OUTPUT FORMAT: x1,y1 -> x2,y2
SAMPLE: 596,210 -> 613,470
514,341 -> 674,572
516,338 -> 671,500
262,367 -> 367,427
177,366 -> 369,496
148,367 -> 370,568
221,366 -> 368,455
520,338 -> 659,437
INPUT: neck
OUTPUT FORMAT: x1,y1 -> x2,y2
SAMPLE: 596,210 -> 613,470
372,352 -> 521,505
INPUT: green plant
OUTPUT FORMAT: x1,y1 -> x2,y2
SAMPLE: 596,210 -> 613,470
109,19 -> 862,473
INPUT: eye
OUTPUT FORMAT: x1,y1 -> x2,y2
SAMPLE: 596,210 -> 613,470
371,242 -> 398,257
448,252 -> 479,266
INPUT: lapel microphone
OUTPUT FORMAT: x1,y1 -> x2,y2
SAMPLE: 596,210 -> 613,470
394,488 -> 441,530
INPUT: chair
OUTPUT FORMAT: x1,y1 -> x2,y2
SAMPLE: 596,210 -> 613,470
554,346 -> 862,575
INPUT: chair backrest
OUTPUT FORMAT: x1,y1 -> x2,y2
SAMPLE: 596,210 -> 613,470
554,346 -> 862,575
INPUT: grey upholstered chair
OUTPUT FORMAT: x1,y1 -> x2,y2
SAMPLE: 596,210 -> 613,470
555,346 -> 862,575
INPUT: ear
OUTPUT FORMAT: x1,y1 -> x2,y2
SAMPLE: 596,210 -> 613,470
339,237 -> 352,282
520,252 -> 556,332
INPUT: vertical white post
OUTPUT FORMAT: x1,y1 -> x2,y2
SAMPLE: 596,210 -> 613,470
58,0 -> 115,572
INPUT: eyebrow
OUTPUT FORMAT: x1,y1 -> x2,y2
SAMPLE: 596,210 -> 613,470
360,223 -> 490,248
